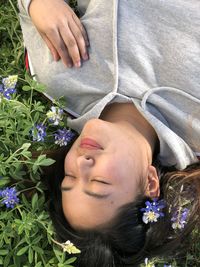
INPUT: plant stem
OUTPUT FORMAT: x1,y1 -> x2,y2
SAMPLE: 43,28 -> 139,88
19,186 -> 36,194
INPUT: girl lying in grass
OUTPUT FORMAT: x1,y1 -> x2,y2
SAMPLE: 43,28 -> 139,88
18,0 -> 200,266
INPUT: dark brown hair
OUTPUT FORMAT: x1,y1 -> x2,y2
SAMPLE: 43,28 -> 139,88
45,145 -> 200,267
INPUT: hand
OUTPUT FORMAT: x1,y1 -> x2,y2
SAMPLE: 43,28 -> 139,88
29,0 -> 89,67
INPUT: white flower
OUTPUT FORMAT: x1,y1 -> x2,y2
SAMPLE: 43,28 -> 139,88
46,106 -> 63,125
2,75 -> 18,89
144,258 -> 155,267
62,240 -> 81,254
52,238 -> 81,255
142,211 -> 160,224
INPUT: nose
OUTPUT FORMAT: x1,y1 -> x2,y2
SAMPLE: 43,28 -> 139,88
76,154 -> 95,177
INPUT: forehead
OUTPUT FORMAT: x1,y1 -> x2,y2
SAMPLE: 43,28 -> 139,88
61,178 -> 141,230
62,189 -> 118,229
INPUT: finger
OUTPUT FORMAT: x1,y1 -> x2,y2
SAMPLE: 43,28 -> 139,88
41,33 -> 60,61
45,29 -> 73,67
72,14 -> 90,47
68,20 -> 89,62
59,25 -> 81,68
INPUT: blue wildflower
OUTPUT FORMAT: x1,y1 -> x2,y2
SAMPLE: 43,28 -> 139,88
0,187 -> 19,208
141,198 -> 166,224
171,207 -> 189,230
54,128 -> 75,147
30,123 -> 47,142
46,106 -> 63,125
0,75 -> 17,100
0,84 -> 3,93
164,265 -> 172,267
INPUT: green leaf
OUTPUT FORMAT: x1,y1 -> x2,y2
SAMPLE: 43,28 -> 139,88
0,177 -> 10,187
21,194 -> 30,207
20,143 -> 31,150
18,224 -> 24,235
17,246 -> 29,256
64,257 -> 77,264
22,85 -> 31,91
0,249 -> 9,256
32,155 -> 55,173
31,192 -> 38,210
35,262 -> 42,267
37,155 -> 55,166
34,83 -> 46,93
32,235 -> 42,245
32,246 -> 44,254
4,253 -> 11,267
28,247 -> 33,264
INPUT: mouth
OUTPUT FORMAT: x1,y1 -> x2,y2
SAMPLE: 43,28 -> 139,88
80,138 -> 103,150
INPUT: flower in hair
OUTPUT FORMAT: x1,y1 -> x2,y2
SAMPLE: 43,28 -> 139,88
141,198 -> 165,224
171,207 -> 189,230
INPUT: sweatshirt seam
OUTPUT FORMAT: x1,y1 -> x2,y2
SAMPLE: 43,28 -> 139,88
112,0 -> 119,93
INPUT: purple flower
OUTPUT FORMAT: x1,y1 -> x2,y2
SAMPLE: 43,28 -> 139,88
3,88 -> 17,100
54,128 -> 75,147
171,208 -> 189,230
0,187 -> 19,208
30,123 -> 47,142
0,75 -> 17,100
141,198 -> 166,224
0,84 -> 3,93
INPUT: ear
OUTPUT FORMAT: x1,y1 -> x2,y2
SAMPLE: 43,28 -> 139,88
145,165 -> 160,198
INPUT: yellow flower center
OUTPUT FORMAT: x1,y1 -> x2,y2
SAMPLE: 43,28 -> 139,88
147,211 -> 157,221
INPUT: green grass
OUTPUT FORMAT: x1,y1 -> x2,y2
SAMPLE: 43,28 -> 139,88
0,0 -> 199,266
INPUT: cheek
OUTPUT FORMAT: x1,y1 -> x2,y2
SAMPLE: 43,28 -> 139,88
103,156 -> 139,196
62,193 -> 76,226
105,153 -> 135,180
64,148 -> 76,171
64,137 -> 80,165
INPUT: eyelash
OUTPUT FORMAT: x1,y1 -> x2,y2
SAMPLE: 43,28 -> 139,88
65,174 -> 76,179
92,179 -> 109,185
65,175 -> 108,185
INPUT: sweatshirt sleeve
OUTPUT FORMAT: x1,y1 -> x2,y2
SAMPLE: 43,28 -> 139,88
18,0 -> 70,16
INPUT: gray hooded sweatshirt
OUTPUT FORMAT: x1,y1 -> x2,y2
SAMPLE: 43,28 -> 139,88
18,0 -> 200,170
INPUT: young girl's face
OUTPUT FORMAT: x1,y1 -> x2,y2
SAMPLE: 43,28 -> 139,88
61,119 -> 159,229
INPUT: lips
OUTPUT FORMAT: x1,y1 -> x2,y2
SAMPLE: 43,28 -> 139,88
80,138 -> 103,150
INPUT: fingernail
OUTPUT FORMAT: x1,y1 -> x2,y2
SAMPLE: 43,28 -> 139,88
75,61 -> 81,68
83,53 -> 89,61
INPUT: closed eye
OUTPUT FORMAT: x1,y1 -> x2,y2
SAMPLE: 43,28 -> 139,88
64,174 -> 76,179
92,179 -> 110,185
65,175 -> 110,185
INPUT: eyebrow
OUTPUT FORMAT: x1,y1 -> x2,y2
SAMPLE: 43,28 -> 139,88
61,187 -> 110,199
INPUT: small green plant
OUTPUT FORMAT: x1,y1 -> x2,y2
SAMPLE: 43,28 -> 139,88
0,73 -> 77,267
